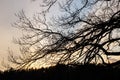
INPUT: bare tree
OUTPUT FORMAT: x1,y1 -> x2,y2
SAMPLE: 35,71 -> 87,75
9,0 -> 120,68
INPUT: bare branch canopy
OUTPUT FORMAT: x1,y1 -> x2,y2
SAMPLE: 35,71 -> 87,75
9,0 -> 120,69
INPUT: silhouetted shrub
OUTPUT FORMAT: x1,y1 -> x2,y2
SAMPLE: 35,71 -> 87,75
0,64 -> 120,80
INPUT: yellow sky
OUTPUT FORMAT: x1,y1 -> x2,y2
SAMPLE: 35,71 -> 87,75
0,0 -> 120,71
0,0 -> 42,71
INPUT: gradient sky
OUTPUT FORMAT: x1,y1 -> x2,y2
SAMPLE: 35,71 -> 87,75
0,0 -> 82,70
0,0 -> 119,71
0,0 -> 42,70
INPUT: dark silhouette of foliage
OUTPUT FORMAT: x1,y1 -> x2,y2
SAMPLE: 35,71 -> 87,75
8,0 -> 120,68
1,64 -> 120,80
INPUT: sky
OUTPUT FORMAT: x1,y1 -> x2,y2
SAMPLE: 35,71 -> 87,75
0,0 -> 42,70
0,0 -> 120,71
0,0 -> 71,71
0,0 -> 83,71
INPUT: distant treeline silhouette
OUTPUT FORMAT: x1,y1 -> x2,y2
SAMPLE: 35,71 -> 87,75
0,64 -> 120,80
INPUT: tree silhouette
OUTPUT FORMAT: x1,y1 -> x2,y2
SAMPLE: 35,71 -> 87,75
2,64 -> 120,80
9,0 -> 120,68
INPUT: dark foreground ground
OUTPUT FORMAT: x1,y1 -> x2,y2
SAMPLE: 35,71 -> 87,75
0,64 -> 120,80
